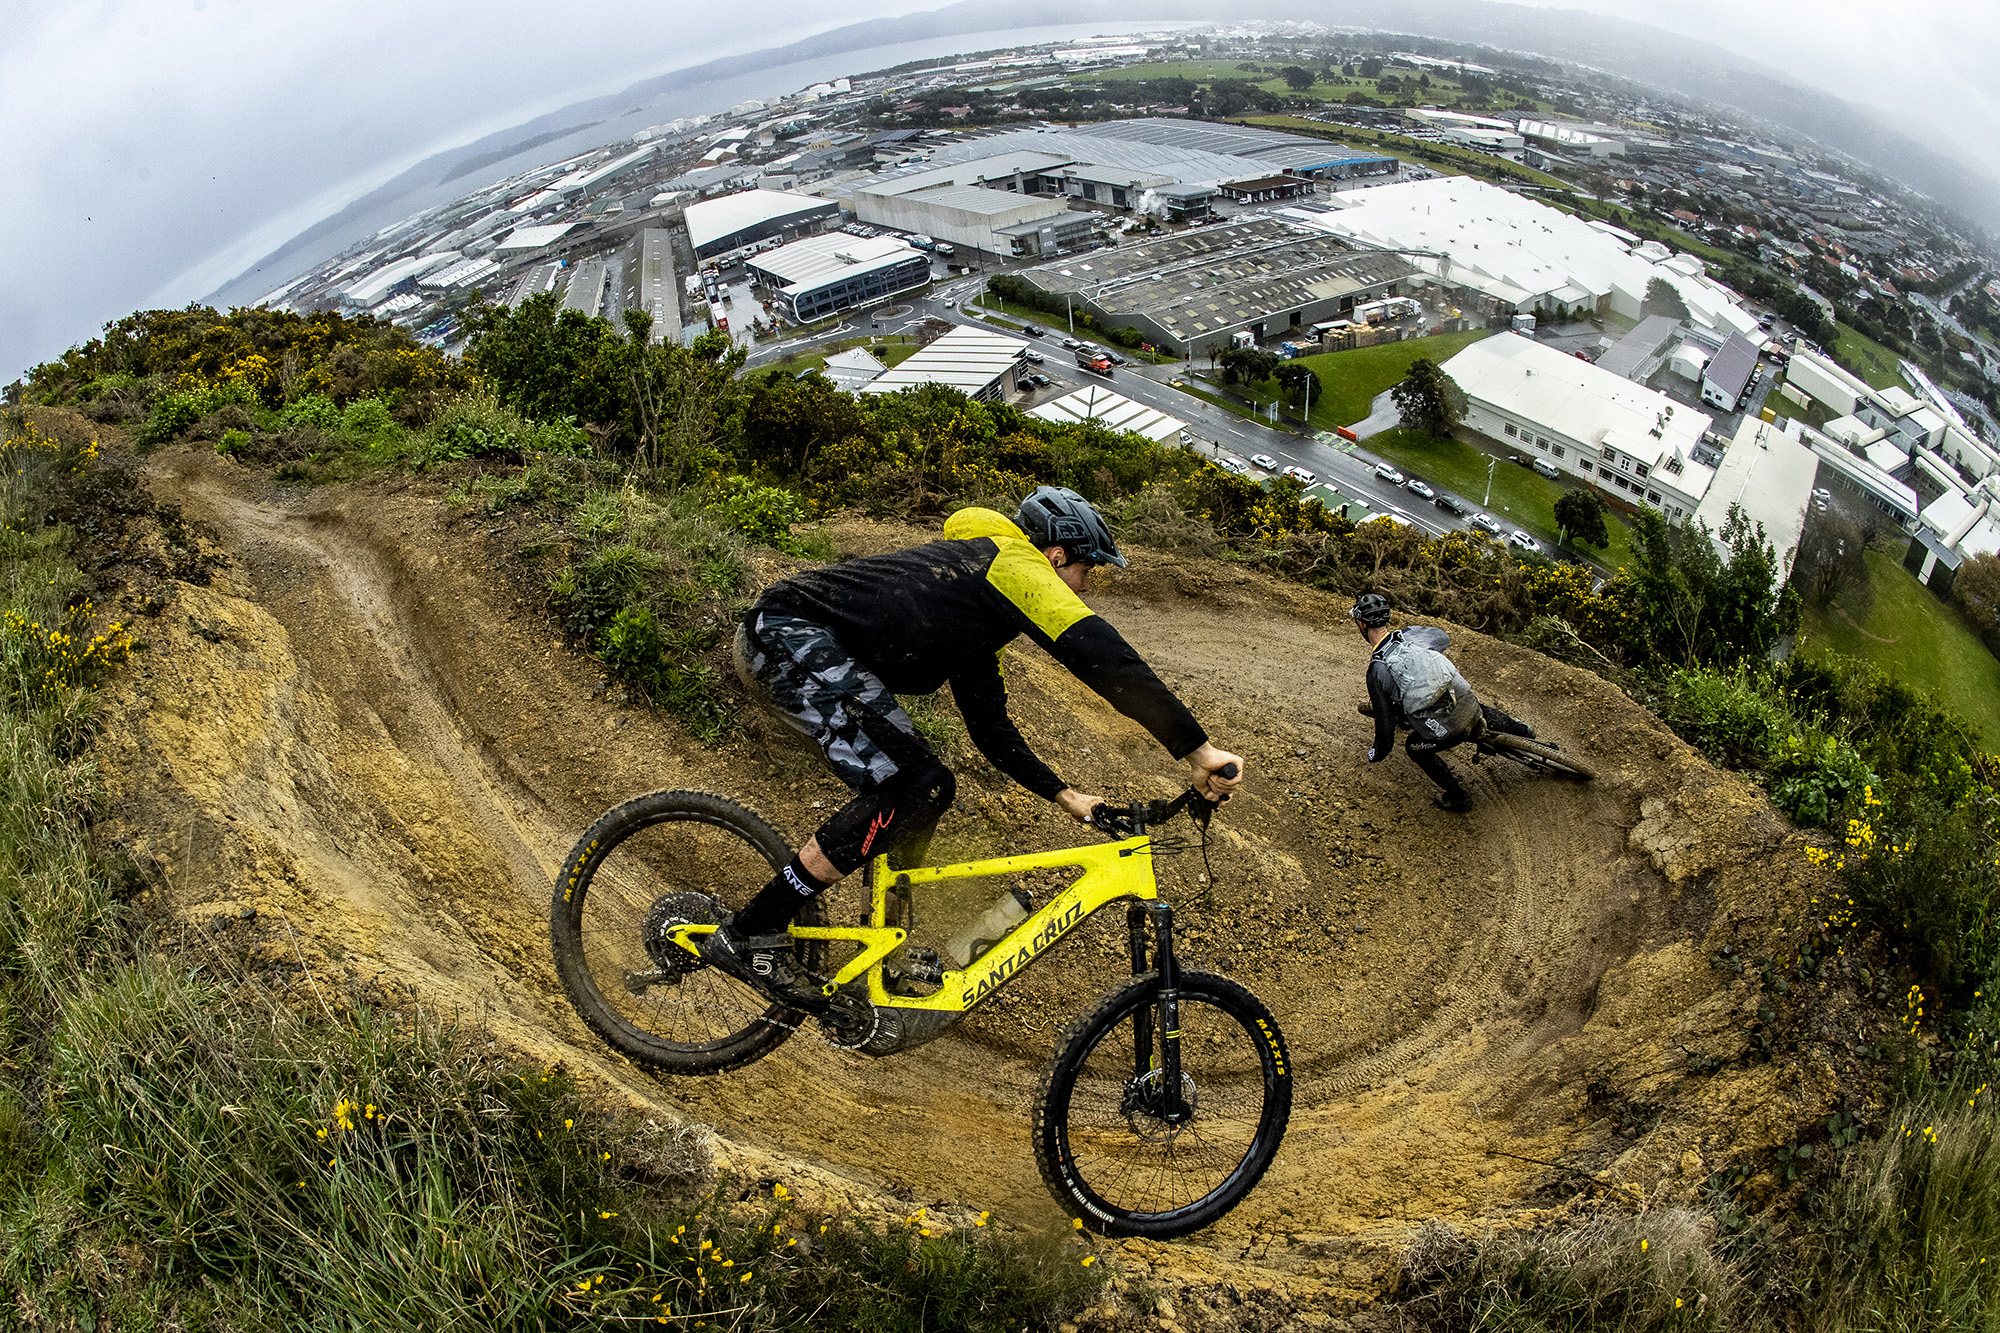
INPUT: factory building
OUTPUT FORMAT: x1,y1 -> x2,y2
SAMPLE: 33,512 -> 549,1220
745,234 -> 930,322
1442,333 -> 1717,519
1691,417 -> 1821,575
859,324 -> 1028,402
1700,333 -> 1762,411
685,188 -> 841,259
852,182 -> 1087,257
632,227 -> 684,345
1015,218 -> 1412,358
1518,120 -> 1623,159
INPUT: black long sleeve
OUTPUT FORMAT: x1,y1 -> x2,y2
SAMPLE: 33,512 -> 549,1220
950,664 -> 1065,799
1042,616 -> 1207,759
1366,657 -> 1398,758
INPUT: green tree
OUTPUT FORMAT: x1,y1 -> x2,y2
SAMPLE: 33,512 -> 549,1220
1279,66 -> 1316,92
1553,488 -> 1610,550
1219,346 -> 1280,386
1643,277 -> 1691,321
463,293 -> 623,427
1619,506 -> 1790,667
1389,358 -> 1467,439
1358,56 -> 1384,77
1274,361 -> 1319,410
1791,508 -> 1866,610
1954,551 -> 2000,643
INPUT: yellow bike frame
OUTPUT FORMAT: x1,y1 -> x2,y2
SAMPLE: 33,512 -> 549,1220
668,834 -> 1160,1013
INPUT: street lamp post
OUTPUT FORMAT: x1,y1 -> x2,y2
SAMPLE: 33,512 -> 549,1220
1066,291 -> 1075,336
1483,454 -> 1497,507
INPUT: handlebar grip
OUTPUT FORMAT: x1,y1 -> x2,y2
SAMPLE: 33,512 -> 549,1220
1216,762 -> 1239,779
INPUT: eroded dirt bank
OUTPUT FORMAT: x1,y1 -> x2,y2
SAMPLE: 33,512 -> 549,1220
98,447 -> 1827,1324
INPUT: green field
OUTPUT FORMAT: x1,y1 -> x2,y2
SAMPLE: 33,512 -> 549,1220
752,335 -> 918,378
1801,547 -> 2000,748
1359,426 -> 1639,569
1833,322 -> 1912,391
1082,59 -> 1551,113
1235,115 -> 1572,191
1291,330 -> 1496,425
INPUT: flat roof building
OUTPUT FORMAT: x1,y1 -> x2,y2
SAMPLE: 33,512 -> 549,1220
1016,218 -> 1412,358
860,324 -> 1028,402
852,183 -> 1084,257
1692,417 -> 1820,574
746,233 -> 931,323
633,227 -> 684,344
1442,332 -> 1717,519
820,346 -> 886,393
685,188 -> 841,258
496,223 -> 578,252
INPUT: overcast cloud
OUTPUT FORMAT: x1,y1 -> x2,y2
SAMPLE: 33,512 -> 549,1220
2,0 -> 1993,382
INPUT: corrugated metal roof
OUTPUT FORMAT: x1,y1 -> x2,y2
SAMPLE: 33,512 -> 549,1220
861,325 -> 1027,395
747,234 -> 922,292
1029,385 -> 1185,441
685,189 -> 838,251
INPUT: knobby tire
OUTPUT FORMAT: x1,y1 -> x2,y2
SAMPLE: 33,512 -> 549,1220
1034,971 -> 1291,1238
550,789 -> 824,1075
1487,732 -> 1597,781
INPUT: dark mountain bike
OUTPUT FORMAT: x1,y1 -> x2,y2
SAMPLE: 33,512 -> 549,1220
1360,701 -> 1596,781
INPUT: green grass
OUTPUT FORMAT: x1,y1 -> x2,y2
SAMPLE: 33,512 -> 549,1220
1361,426 -> 1639,569
1801,547 -> 2000,748
1236,116 -> 1572,191
1080,60 -> 1552,112
754,336 -> 919,378
1291,330 -> 1496,425
1833,322 -> 1912,392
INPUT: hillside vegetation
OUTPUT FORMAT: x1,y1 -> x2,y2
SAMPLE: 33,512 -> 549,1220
6,300 -> 1999,1329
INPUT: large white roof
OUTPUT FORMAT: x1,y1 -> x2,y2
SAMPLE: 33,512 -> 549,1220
747,233 -> 921,295
1301,176 -> 1757,338
1029,385 -> 1185,442
1693,418 -> 1820,573
684,189 -> 835,252
861,324 -> 1027,396
496,223 -> 577,252
1444,333 -> 1713,475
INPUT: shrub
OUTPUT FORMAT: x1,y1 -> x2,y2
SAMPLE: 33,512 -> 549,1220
215,428 -> 249,457
704,475 -> 812,554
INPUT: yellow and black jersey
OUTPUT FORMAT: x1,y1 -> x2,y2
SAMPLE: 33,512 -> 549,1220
752,507 -> 1205,798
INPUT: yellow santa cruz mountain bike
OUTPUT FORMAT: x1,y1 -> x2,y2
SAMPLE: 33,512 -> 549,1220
549,782 -> 1291,1239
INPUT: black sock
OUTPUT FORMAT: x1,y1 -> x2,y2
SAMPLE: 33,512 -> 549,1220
733,854 -> 831,937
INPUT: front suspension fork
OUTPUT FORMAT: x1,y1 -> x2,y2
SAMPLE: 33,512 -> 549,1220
1126,902 -> 1189,1121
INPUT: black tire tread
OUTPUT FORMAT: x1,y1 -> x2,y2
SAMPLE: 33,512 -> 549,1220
1033,970 -> 1291,1239
1488,732 -> 1597,780
549,789 -> 814,1075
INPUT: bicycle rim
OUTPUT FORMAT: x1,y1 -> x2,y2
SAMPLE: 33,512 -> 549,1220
550,790 -> 822,1074
1036,972 -> 1290,1238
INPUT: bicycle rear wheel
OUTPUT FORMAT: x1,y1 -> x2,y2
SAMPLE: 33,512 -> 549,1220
550,790 -> 824,1075
1488,732 -> 1597,781
1034,971 -> 1291,1238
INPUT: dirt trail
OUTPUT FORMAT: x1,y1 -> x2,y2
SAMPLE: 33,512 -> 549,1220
101,450 -> 1828,1317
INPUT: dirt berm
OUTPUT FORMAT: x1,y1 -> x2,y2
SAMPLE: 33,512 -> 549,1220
100,447 -> 1829,1326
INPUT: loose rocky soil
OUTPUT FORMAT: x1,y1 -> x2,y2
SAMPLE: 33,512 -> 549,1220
97,444 -> 1829,1328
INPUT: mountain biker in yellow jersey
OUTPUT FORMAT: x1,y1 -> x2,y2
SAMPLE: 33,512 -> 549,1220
1351,591 -> 1535,813
701,486 -> 1246,1014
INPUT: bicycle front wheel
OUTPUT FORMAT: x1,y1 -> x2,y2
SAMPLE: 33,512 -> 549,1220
1034,971 -> 1291,1238
550,790 -> 824,1075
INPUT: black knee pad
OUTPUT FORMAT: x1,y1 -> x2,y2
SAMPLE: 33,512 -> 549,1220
816,762 -> 956,875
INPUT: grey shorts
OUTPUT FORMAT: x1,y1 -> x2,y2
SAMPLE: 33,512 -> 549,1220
735,610 -> 933,792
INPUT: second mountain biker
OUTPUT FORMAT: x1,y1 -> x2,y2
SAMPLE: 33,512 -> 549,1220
702,486 -> 1245,1018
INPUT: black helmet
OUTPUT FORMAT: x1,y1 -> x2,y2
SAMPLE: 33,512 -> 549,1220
1015,486 -> 1127,568
1350,592 -> 1392,628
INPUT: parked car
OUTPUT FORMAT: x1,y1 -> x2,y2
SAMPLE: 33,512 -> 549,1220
1373,462 -> 1405,485
1021,324 -> 1045,338
1218,455 -> 1251,476
1433,493 -> 1468,516
1024,373 -> 1051,388
1022,350 -> 1045,364
1405,479 -> 1436,500
1250,453 -> 1280,471
1509,530 -> 1541,552
1282,465 -> 1318,486
1531,459 -> 1561,480
1470,514 -> 1503,536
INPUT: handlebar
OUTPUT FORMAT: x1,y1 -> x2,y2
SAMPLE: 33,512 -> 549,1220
1089,762 -> 1238,838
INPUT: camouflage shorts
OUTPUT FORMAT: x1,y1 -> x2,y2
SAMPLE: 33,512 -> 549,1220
735,610 -> 933,792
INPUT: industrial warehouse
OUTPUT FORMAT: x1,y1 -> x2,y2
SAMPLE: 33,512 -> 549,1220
1012,218 -> 1413,358
744,233 -> 931,322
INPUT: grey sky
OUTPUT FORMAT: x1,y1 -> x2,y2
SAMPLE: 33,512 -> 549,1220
2,0 -> 1992,383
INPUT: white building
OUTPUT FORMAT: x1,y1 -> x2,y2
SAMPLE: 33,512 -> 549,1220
496,223 -> 578,253
1692,417 -> 1820,574
1029,385 -> 1185,442
853,182 -> 1087,257
1911,476 -> 2000,589
1297,176 -> 1758,339
684,188 -> 841,258
745,234 -> 931,323
859,324 -> 1028,402
820,347 -> 886,394
1518,120 -> 1622,158
1442,333 -> 1716,518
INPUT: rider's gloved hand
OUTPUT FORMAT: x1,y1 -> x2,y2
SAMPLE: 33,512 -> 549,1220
1186,743 -> 1245,802
1055,787 -> 1105,823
